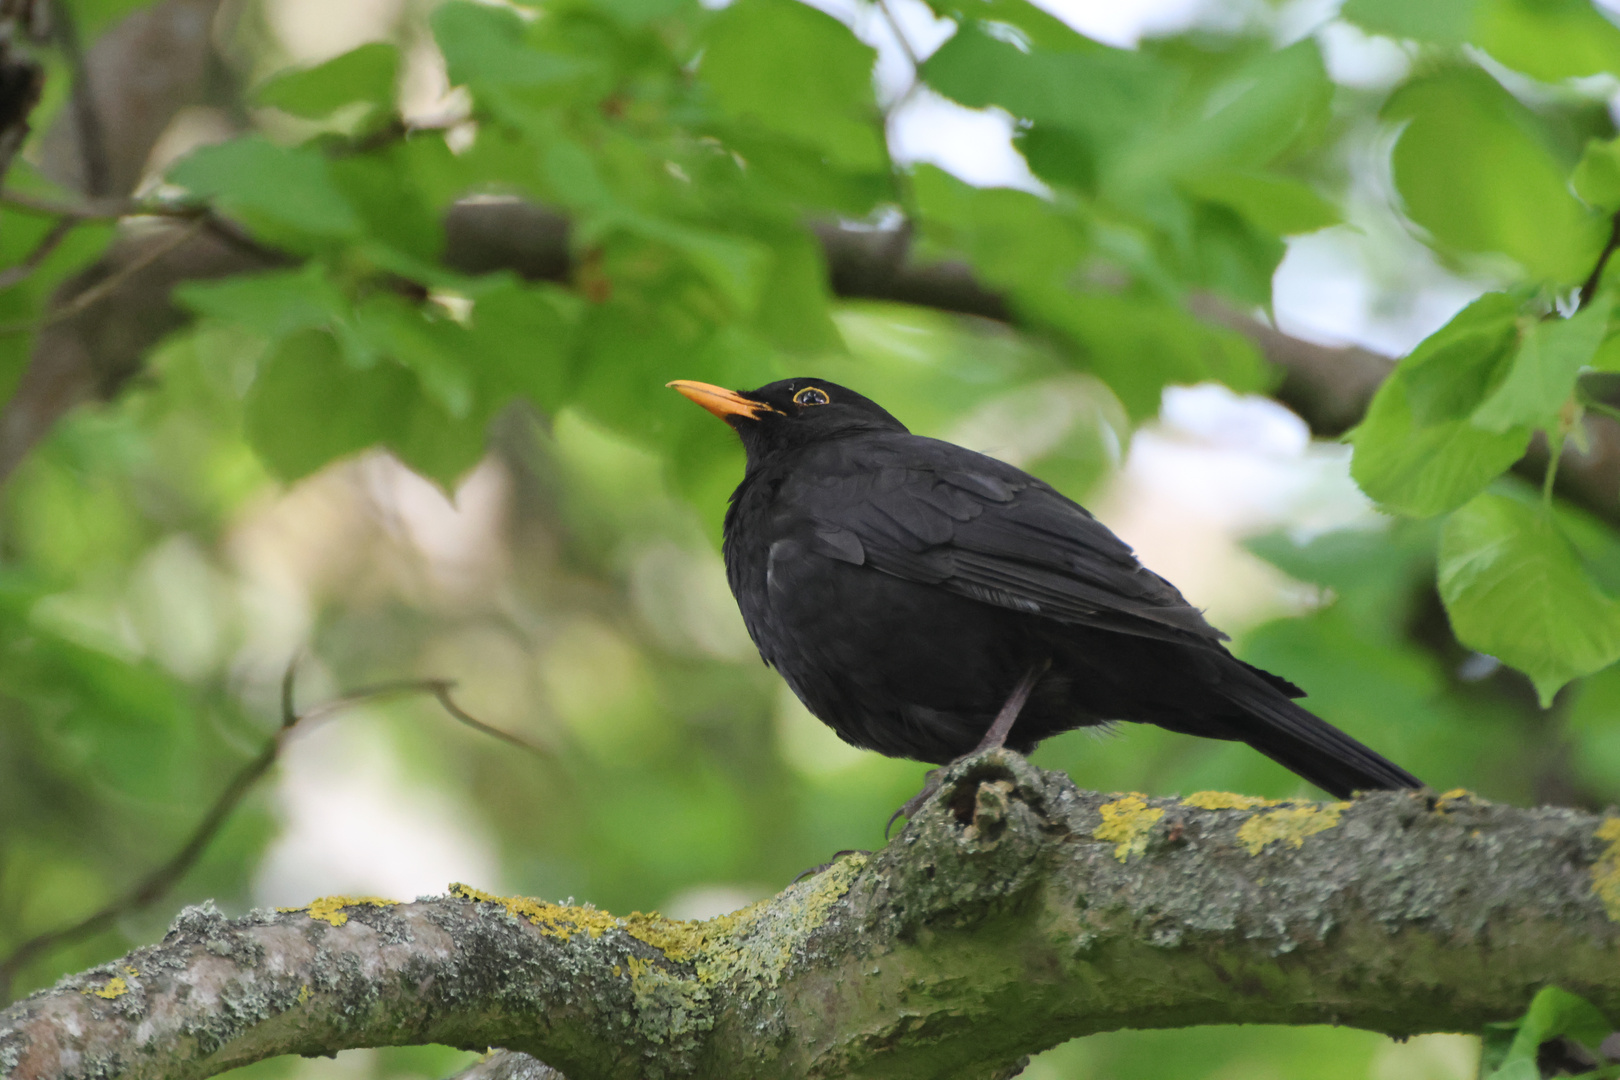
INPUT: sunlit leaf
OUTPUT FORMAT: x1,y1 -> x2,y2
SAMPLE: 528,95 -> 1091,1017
1341,0 -> 1474,44
1383,67 -> 1606,285
1180,170 -> 1341,236
1472,298 -> 1611,432
1480,986 -> 1613,1079
1575,137 -> 1620,213
1439,494 -> 1620,705
1473,0 -> 1620,81
1350,293 -> 1532,516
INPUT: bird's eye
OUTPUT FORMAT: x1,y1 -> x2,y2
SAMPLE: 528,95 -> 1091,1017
793,387 -> 830,406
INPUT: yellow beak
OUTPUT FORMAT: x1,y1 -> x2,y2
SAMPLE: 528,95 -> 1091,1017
667,380 -> 779,421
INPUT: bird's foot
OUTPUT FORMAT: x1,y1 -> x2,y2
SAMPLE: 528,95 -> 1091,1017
886,767 -> 945,839
790,849 -> 871,884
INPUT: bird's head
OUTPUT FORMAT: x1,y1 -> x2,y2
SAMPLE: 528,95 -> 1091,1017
668,377 -> 908,466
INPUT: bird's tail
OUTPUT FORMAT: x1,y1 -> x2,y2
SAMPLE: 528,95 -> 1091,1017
1223,687 -> 1423,799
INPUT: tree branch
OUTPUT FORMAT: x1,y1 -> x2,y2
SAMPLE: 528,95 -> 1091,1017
4,752 -> 1617,1080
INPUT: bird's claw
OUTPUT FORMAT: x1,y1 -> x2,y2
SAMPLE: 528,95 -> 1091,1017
885,768 -> 945,839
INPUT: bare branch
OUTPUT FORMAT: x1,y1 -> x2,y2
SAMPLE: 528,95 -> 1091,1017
3,752 -> 1618,1080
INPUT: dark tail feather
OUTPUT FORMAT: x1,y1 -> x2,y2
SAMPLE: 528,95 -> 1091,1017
1223,689 -> 1423,799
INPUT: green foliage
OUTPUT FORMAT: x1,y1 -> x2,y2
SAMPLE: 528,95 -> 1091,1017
702,0 -> 887,172
254,43 -> 401,126
1383,66 -> 1605,285
1440,493 -> 1620,704
1350,294 -> 1531,517
1479,986 -> 1615,1079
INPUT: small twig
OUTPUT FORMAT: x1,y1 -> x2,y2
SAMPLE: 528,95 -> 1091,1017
0,216 -> 74,290
1580,211 -> 1620,312
0,664 -> 548,1003
1583,398 -> 1620,425
1544,430 -> 1565,508
0,188 -> 208,221
0,216 -> 207,336
875,0 -> 920,71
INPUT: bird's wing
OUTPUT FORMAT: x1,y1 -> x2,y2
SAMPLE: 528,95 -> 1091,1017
795,435 -> 1227,645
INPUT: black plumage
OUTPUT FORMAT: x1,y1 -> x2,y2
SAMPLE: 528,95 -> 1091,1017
670,376 -> 1422,799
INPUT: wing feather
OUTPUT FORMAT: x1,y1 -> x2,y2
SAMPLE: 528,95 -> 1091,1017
797,434 -> 1226,644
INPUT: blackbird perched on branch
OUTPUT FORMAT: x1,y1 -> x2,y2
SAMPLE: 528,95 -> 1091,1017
670,377 -> 1422,805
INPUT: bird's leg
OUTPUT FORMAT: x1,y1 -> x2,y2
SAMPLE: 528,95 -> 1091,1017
970,659 -> 1050,755
886,660 -> 1050,839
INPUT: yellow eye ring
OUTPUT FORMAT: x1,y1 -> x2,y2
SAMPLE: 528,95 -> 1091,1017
793,387 -> 830,406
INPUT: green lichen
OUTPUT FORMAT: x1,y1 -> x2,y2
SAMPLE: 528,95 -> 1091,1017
1095,794 -> 1163,861
281,896 -> 401,927
1237,803 -> 1349,855
1591,818 -> 1620,921
1181,792 -> 1281,811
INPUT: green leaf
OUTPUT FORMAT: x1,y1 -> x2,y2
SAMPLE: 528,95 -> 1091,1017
353,296 -> 476,418
245,327 -> 489,488
1350,293 -> 1533,516
1474,0 -> 1620,82
327,145 -> 445,261
911,165 -> 1089,293
1342,0 -> 1620,79
702,0 -> 886,172
432,1 -> 589,89
1576,137 -> 1620,213
173,264 -> 350,339
461,279 -> 579,411
1481,987 -> 1614,1079
169,136 -> 361,243
1439,494 -> 1620,705
254,42 -> 399,120
1113,40 -> 1332,191
1180,170 -> 1340,236
1036,293 -> 1268,419
1383,67 -> 1606,285
620,216 -> 772,315
1473,298 -> 1612,432
922,0 -> 1106,52
922,25 -> 1166,160
245,329 -> 402,480
1341,0 -> 1475,44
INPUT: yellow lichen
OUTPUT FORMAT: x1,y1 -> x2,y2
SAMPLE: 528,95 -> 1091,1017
1439,788 -> 1474,801
280,896 -> 400,927
122,965 -> 137,977
1236,803 -> 1349,855
1094,794 -> 1164,861
295,985 -> 312,1005
86,976 -> 128,999
450,883 -> 618,939
453,852 -> 866,999
1181,791 -> 1282,811
1591,818 -> 1620,921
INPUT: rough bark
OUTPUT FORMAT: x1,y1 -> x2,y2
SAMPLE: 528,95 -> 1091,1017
3,751 -> 1618,1080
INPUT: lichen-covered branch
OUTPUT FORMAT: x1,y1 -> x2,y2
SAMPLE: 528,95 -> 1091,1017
4,752 -> 1619,1080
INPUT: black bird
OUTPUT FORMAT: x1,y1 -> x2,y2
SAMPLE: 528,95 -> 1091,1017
670,376 -> 1422,802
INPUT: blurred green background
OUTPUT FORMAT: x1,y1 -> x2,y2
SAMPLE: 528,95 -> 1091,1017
6,0 -> 1620,1075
